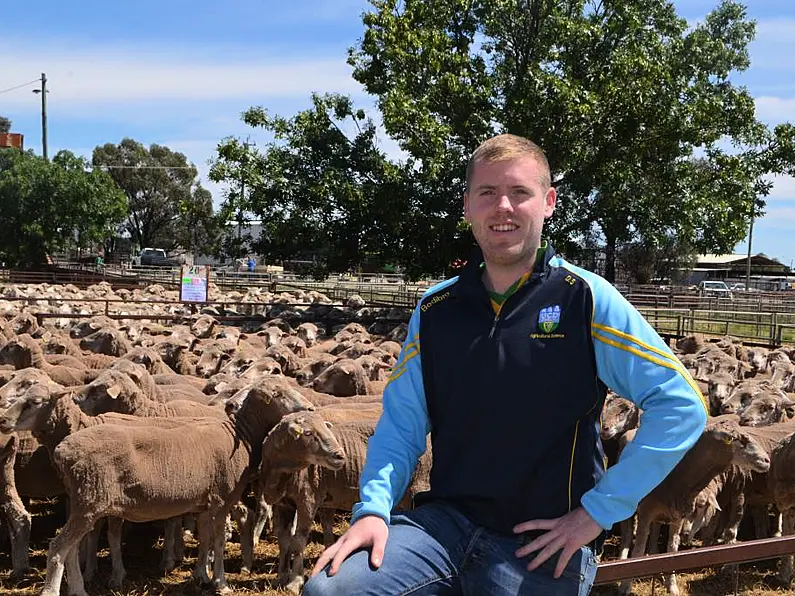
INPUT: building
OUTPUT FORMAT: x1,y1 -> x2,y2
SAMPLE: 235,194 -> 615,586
193,220 -> 264,268
682,253 -> 792,288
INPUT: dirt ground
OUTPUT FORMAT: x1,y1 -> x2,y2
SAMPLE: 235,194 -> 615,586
0,499 -> 791,596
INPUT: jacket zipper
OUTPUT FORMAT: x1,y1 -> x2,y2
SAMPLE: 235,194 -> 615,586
487,274 -> 541,339
489,311 -> 500,338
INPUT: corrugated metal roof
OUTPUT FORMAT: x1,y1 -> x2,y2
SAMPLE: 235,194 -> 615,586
697,254 -> 749,264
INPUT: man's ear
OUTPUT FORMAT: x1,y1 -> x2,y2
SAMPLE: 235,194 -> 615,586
543,186 -> 557,219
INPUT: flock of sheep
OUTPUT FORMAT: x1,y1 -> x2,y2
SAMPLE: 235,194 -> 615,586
602,333 -> 795,595
0,280 -> 416,596
0,279 -> 793,596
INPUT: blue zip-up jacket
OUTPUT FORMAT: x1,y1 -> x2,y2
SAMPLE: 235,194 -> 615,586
351,246 -> 708,533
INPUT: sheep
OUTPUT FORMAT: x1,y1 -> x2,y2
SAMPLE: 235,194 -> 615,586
73,369 -> 227,420
767,432 -> 795,584
259,418 -> 430,594
354,353 -> 392,381
707,371 -> 736,414
296,322 -> 318,347
311,358 -> 369,397
264,345 -> 301,376
295,353 -> 338,386
69,316 -> 117,339
190,314 -> 219,339
0,434 -> 31,580
195,343 -> 233,378
37,376 -> 314,596
78,327 -> 131,357
0,334 -> 100,385
239,357 -> 283,380
119,346 -> 176,376
617,418 -> 771,596
739,394 -> 795,427
0,367 -> 63,409
720,379 -> 782,415
0,389 -> 214,586
235,411 -> 346,577
280,336 -> 307,358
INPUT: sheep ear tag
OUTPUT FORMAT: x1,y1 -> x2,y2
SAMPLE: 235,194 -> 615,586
107,384 -> 121,399
291,424 -> 303,440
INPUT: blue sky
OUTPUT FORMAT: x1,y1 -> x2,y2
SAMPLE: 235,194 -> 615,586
2,0 -> 794,267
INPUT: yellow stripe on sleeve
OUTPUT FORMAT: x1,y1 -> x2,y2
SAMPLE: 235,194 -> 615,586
592,331 -> 708,413
593,323 -> 681,368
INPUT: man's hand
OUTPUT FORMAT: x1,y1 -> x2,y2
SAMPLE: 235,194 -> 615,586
311,515 -> 389,578
513,507 -> 603,578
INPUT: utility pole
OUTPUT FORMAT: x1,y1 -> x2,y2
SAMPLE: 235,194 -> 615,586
237,140 -> 248,249
32,73 -> 48,161
745,215 -> 754,291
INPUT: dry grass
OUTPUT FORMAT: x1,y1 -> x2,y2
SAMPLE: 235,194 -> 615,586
1,501 -> 792,595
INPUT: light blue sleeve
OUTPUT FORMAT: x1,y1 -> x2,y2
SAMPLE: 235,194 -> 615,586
562,264 -> 708,529
351,300 -> 431,525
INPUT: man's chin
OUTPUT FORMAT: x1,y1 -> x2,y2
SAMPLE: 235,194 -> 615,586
483,248 -> 530,267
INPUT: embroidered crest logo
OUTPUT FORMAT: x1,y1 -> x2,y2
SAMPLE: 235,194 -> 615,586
538,305 -> 561,333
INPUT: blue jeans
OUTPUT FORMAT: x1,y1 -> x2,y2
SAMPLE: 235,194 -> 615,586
303,502 -> 598,596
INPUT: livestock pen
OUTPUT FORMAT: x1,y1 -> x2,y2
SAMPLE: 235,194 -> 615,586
1,279 -> 795,595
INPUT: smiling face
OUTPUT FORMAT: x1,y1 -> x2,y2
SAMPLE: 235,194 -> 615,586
464,155 -> 556,274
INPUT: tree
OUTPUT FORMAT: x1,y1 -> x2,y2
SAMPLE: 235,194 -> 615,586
92,139 -> 216,253
0,116 -> 10,134
349,0 -> 795,280
174,186 -> 223,258
0,150 -> 127,267
210,94 -> 411,278
617,235 -> 698,285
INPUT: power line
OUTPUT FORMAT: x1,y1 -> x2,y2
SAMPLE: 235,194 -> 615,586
93,165 -> 198,170
0,78 -> 41,95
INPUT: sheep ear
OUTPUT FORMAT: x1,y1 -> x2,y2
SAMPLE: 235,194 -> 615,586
106,384 -> 121,399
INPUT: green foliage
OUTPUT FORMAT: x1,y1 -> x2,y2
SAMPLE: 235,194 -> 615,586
0,150 -> 127,267
92,139 -> 219,253
0,115 -> 10,134
617,235 -> 698,284
210,94 -> 413,275
348,0 -> 795,280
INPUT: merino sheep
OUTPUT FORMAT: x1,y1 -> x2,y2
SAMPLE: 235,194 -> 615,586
38,377 -> 314,596
618,419 -> 771,596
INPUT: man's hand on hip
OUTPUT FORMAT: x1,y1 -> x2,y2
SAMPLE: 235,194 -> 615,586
513,507 -> 603,578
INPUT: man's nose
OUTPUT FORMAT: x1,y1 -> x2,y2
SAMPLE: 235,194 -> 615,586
495,193 -> 512,210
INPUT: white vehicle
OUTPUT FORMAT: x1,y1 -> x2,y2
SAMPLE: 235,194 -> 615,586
698,280 -> 733,299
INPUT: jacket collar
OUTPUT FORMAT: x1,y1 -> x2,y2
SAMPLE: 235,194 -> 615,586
451,243 -> 556,301
451,243 -> 555,300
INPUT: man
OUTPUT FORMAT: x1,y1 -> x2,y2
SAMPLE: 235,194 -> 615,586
304,134 -> 707,595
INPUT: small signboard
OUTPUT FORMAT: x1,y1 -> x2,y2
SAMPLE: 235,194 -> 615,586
0,133 -> 24,150
179,265 -> 210,303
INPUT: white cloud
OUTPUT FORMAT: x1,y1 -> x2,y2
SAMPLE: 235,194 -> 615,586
754,96 -> 795,122
765,175 -> 795,201
757,204 -> 795,228
755,18 -> 795,45
0,39 -> 364,112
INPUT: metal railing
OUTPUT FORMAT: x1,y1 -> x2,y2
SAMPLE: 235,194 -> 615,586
595,535 -> 795,586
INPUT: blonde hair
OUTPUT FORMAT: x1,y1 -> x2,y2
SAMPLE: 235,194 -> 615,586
466,134 -> 552,191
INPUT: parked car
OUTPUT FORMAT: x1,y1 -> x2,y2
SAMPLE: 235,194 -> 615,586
132,248 -> 179,267
698,280 -> 733,299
